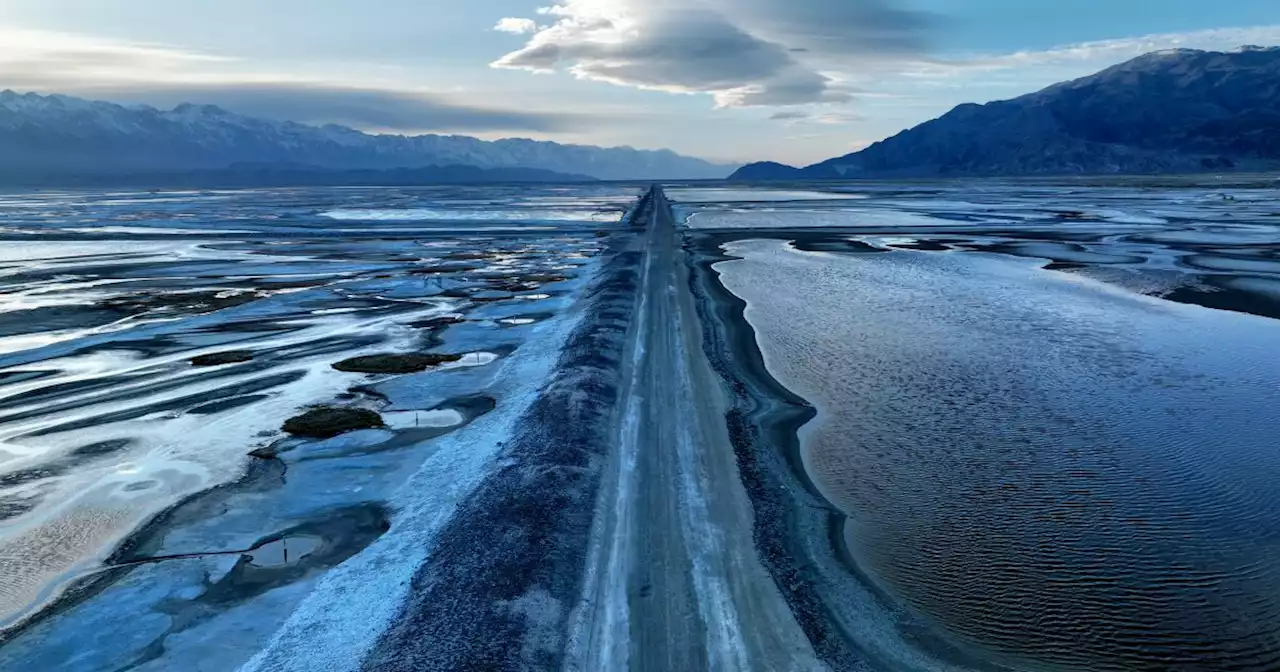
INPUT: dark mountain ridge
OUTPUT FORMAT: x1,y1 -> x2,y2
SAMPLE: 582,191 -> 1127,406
0,91 -> 732,183
0,163 -> 596,189
732,46 -> 1280,180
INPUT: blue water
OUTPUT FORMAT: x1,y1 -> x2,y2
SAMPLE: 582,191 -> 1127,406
689,180 -> 1280,671
0,185 -> 637,633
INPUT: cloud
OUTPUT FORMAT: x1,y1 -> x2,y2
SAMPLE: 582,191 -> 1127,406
976,25 -> 1280,70
491,0 -> 932,107
0,26 -> 232,88
494,18 -> 539,35
726,0 -> 930,55
811,111 -> 867,125
771,24 -> 1280,128
100,83 -> 587,134
769,109 -> 865,125
0,26 -> 587,134
902,25 -> 1280,80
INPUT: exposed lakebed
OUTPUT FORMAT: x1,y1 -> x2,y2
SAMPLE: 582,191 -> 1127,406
5,178 -> 1280,671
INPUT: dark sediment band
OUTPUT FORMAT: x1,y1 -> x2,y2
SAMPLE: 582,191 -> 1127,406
683,231 -> 861,668
683,229 -> 1012,672
1160,276 -> 1280,320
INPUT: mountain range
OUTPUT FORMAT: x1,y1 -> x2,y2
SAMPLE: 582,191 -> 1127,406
732,46 -> 1280,180
0,91 -> 734,185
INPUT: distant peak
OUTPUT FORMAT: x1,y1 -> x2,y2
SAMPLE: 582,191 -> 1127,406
1235,44 -> 1280,53
1145,48 -> 1204,58
0,87 -> 729,180
0,90 -> 94,111
172,102 -> 229,116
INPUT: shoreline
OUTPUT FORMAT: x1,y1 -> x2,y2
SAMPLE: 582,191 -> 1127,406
549,186 -> 829,671
683,228 -> 1014,672
683,230 -> 861,668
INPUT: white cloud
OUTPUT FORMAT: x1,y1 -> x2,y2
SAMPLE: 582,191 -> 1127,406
494,18 -> 539,35
768,109 -> 865,126
0,26 -> 589,134
983,25 -> 1280,69
763,24 -> 1280,128
491,0 -> 930,107
902,25 -> 1280,81
492,2 -> 1280,122
0,26 -> 234,88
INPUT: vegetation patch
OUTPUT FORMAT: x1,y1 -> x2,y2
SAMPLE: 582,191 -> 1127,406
191,350 -> 255,366
487,273 -> 570,292
282,406 -> 385,438
250,278 -> 332,291
333,352 -> 463,374
521,273 -> 569,284
105,290 -> 264,315
409,264 -> 482,275
409,315 -> 466,330
445,251 -> 497,261
1052,210 -> 1094,220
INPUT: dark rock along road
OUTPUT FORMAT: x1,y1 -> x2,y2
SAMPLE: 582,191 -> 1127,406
358,187 -> 826,671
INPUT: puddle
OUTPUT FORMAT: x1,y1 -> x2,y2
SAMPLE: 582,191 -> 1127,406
311,308 -> 366,316
245,535 -> 323,568
440,352 -> 499,369
382,409 -> 466,430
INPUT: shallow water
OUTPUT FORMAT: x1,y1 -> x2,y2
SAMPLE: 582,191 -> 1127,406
0,185 -> 635,631
688,178 -> 1280,670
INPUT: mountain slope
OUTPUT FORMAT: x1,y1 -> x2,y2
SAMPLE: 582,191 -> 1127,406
0,91 -> 734,182
732,46 -> 1280,180
728,161 -> 803,181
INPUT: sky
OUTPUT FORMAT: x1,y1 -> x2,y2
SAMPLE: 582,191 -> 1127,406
0,0 -> 1277,166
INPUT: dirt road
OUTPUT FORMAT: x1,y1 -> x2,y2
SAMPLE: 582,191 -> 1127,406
563,187 -> 823,671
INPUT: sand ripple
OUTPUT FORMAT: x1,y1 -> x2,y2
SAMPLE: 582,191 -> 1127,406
720,239 -> 1280,670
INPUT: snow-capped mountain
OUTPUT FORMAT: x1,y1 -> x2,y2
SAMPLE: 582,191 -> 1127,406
733,46 -> 1280,179
0,91 -> 735,182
